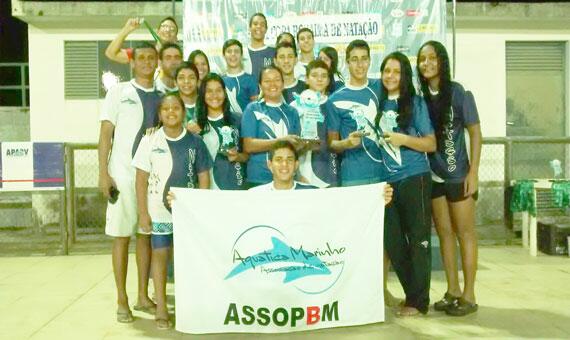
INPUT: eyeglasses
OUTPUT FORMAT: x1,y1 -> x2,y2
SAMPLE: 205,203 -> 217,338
159,25 -> 177,32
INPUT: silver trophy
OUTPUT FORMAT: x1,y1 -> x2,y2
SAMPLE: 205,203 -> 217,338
219,125 -> 237,154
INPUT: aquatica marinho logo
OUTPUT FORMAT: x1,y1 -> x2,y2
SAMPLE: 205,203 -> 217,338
225,225 -> 346,295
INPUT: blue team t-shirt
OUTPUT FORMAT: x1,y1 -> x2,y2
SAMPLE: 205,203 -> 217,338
427,82 -> 480,183
327,79 -> 386,186
248,46 -> 276,83
376,95 -> 434,183
132,128 -> 213,224
201,113 -> 247,190
241,100 -> 301,184
283,79 -> 306,104
223,71 -> 259,114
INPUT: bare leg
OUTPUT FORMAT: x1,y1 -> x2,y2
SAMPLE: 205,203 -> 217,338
112,237 -> 131,312
449,197 -> 477,303
136,233 -> 155,307
383,252 -> 402,307
152,247 -> 170,321
432,197 -> 462,297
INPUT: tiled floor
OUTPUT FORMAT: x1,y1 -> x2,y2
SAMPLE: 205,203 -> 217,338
0,246 -> 568,339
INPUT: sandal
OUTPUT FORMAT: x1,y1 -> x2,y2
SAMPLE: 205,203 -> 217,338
156,318 -> 171,330
445,297 -> 478,316
116,310 -> 134,323
434,292 -> 460,311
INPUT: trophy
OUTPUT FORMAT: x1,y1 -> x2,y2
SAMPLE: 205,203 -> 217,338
219,125 -> 237,154
350,106 -> 368,132
294,89 -> 324,142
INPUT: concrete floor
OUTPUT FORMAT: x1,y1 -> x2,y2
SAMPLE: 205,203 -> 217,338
0,246 -> 569,340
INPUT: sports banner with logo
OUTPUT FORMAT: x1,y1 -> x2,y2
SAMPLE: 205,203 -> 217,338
0,142 -> 64,191
183,0 -> 446,77
172,183 -> 385,334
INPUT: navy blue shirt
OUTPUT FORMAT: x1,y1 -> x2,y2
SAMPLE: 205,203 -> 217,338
241,100 -> 301,184
426,82 -> 480,183
327,79 -> 387,186
248,46 -> 276,83
292,98 -> 339,188
283,79 -> 306,104
223,71 -> 259,114
132,87 -> 161,157
377,95 -> 433,182
201,113 -> 247,190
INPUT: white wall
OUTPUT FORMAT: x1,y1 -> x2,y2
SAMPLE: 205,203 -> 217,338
28,27 -> 152,143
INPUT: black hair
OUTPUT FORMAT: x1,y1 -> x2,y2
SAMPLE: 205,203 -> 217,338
187,49 -> 211,74
345,39 -> 370,61
132,42 -> 157,59
222,39 -> 243,55
269,140 -> 298,161
376,52 -> 414,131
296,27 -> 314,42
276,32 -> 297,51
175,62 -> 200,82
158,93 -> 185,126
305,59 -> 331,93
275,42 -> 298,58
158,17 -> 178,33
159,42 -> 182,60
249,13 -> 267,28
417,40 -> 452,139
195,73 -> 233,133
318,46 -> 344,93
258,65 -> 284,85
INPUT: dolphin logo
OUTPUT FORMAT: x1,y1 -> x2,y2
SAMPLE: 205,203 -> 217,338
225,237 -> 331,283
334,99 -> 379,145
378,110 -> 402,165
253,110 -> 288,139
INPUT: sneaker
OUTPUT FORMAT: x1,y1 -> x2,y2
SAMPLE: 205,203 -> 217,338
434,292 -> 459,311
445,297 -> 478,316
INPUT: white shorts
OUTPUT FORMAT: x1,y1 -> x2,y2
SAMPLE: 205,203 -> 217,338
104,178 -> 150,237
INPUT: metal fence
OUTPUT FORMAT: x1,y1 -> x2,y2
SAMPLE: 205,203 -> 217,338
1,137 -> 570,255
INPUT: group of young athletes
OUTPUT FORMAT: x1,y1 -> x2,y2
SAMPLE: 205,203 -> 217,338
98,12 -> 482,330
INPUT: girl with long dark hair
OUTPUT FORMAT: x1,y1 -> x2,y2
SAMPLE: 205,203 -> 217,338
318,46 -> 345,94
194,73 -> 248,190
417,41 -> 482,316
377,52 -> 436,316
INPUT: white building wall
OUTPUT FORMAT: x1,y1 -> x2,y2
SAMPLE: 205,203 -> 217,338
28,27 -> 152,143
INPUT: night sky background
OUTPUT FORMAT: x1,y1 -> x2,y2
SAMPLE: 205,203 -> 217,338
0,1 -> 28,62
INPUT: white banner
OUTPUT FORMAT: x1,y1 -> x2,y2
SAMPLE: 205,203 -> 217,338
172,184 -> 385,334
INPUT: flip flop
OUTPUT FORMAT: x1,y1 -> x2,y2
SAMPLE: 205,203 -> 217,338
133,303 -> 157,314
116,310 -> 134,323
156,318 -> 171,330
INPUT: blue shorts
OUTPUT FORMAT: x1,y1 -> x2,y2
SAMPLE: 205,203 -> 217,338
151,234 -> 173,249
